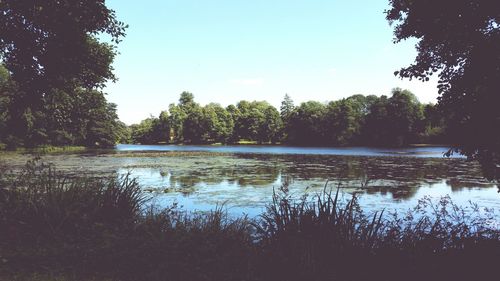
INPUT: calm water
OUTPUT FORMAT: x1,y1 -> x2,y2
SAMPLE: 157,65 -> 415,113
0,145 -> 497,217
116,144 -> 464,158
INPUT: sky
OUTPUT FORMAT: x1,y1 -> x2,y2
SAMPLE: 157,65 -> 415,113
104,0 -> 439,125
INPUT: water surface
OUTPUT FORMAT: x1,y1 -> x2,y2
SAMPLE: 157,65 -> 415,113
116,144 -> 462,158
1,145 -> 497,217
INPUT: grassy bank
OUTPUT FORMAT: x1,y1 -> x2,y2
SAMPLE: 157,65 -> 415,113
29,145 -> 87,154
0,145 -> 88,154
113,151 -> 229,158
0,161 -> 498,281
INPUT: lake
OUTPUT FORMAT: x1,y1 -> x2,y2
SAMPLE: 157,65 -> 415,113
1,145 -> 498,217
116,144 -> 463,157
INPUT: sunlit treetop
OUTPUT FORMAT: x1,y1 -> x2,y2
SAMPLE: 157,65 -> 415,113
0,0 -> 127,94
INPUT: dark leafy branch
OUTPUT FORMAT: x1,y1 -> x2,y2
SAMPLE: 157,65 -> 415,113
386,0 -> 500,180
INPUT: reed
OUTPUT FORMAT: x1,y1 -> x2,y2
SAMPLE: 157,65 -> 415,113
0,160 -> 498,281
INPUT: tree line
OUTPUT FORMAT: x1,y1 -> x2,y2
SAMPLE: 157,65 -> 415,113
126,89 -> 448,147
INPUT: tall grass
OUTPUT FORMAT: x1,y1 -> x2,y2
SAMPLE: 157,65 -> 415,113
0,159 -> 145,277
255,181 -> 499,281
0,160 -> 499,281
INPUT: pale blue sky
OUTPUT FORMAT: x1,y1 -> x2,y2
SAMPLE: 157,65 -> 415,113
104,0 -> 438,125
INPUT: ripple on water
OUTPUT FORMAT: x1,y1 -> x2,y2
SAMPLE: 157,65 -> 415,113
0,149 -> 497,216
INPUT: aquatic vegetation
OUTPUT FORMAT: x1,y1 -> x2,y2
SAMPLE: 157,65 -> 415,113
29,145 -> 88,154
0,161 -> 498,281
113,151 -> 229,158
1,150 -> 497,217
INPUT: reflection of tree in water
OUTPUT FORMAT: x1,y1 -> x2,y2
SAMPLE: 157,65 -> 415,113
2,152 -> 492,201
362,185 -> 420,201
160,155 -> 282,189
150,153 -> 489,200
446,178 -> 496,192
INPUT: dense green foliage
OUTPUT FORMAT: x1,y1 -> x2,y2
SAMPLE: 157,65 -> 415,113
1,162 -> 498,281
129,89 -> 448,146
0,1 -> 127,148
0,67 -> 127,148
386,0 -> 500,179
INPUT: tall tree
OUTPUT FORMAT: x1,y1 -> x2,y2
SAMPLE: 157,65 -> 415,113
362,89 -> 423,146
325,99 -> 363,146
363,96 -> 391,146
280,94 -> 295,123
286,101 -> 327,145
387,0 -> 500,179
422,103 -> 448,144
226,104 -> 240,143
280,94 -> 295,141
168,104 -> 186,143
179,91 -> 195,107
84,99 -> 121,147
151,111 -> 171,143
115,121 -> 131,144
0,0 -> 126,147
182,104 -> 206,144
260,106 -> 283,144
204,103 -> 234,143
130,117 -> 156,144
386,88 -> 423,146
0,65 -> 14,144
234,101 -> 252,140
